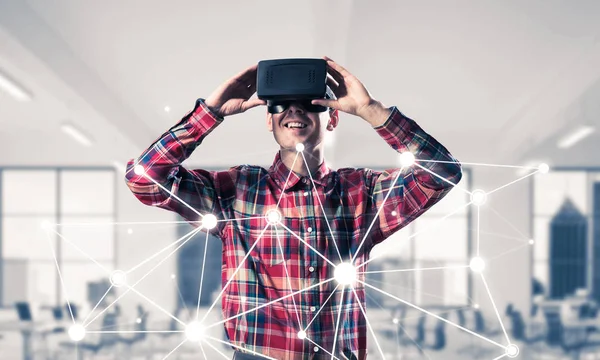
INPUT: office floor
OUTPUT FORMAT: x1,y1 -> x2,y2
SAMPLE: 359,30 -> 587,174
2,307 -> 600,360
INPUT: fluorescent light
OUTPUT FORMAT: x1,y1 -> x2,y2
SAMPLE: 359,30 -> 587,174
61,123 -> 93,147
0,69 -> 32,102
557,125 -> 595,149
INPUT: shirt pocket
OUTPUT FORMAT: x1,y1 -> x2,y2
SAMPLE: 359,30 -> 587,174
245,218 -> 300,267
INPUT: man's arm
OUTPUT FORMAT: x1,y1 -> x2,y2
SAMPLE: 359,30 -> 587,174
124,64 -> 266,236
364,105 -> 463,247
310,56 -> 462,251
124,99 -> 230,235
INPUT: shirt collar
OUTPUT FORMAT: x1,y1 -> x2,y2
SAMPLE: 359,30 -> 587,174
269,151 -> 331,191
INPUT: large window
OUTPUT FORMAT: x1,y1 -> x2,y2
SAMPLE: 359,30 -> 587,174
532,169 -> 600,301
368,169 -> 471,308
0,168 -> 116,308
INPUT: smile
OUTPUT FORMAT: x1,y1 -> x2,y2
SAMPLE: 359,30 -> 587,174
284,122 -> 308,129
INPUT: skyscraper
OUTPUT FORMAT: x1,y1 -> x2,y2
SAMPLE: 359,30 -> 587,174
592,183 -> 600,303
549,198 -> 587,299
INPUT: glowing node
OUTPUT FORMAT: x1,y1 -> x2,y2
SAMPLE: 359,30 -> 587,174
134,165 -> 145,175
170,274 -> 176,279
470,189 -> 487,206
529,239 -> 535,245
538,163 -> 549,174
399,152 -> 415,167
136,318 -> 142,324
185,321 -> 205,342
506,344 -> 519,358
41,220 -> 53,230
391,211 -> 397,216
392,318 -> 399,324
334,262 -> 357,286
295,143 -> 305,152
469,257 -> 485,273
266,209 -> 282,225
109,270 -> 127,287
68,324 -> 86,342
202,214 -> 218,229
474,303 -> 480,309
164,106 -> 170,112
127,228 -> 133,235
297,330 -> 307,339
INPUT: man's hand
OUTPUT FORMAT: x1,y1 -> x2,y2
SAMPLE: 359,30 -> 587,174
311,56 -> 391,127
205,64 -> 266,118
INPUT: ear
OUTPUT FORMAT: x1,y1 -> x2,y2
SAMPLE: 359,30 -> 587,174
327,109 -> 339,130
267,113 -> 273,132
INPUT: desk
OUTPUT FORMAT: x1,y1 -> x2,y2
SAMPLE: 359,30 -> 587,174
0,320 -> 69,360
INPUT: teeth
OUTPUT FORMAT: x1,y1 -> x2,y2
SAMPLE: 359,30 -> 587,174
285,122 -> 307,129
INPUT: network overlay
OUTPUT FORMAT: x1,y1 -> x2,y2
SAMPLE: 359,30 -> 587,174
41,144 -> 549,360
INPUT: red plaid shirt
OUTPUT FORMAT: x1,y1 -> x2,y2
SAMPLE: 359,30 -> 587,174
125,99 -> 462,359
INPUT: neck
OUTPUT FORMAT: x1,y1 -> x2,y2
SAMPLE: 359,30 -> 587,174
280,146 -> 324,177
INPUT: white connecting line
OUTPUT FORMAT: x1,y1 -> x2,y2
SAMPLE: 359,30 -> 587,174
85,226 -> 202,328
331,285 -> 346,359
301,151 -> 344,263
351,167 -> 405,265
358,280 -> 507,349
48,152 -> 546,359
44,230 -> 76,325
196,230 -> 211,321
274,224 -> 303,329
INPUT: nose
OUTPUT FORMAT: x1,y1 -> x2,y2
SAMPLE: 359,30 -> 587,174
286,102 -> 305,114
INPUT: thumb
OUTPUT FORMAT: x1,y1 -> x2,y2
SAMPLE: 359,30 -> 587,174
242,98 -> 267,111
311,99 -> 338,109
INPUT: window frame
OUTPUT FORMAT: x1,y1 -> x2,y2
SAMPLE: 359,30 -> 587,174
0,166 -> 117,307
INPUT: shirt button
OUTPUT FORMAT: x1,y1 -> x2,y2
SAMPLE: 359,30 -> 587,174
314,346 -> 319,352
310,306 -> 316,312
303,191 -> 309,196
309,266 -> 315,272
307,227 -> 313,233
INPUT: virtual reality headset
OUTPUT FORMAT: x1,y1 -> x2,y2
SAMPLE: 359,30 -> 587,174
256,58 -> 335,114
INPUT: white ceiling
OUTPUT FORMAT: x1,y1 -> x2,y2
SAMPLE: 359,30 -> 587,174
1,0 -> 599,169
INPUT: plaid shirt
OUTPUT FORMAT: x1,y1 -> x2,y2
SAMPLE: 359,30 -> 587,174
125,99 -> 462,360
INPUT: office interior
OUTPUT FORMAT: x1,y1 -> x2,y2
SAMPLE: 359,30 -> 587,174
1,1 -> 600,359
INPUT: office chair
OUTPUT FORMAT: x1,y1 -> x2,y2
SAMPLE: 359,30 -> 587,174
65,303 -> 79,321
56,310 -> 120,360
117,306 -> 150,358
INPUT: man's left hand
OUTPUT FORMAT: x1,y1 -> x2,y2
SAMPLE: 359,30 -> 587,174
311,56 -> 391,126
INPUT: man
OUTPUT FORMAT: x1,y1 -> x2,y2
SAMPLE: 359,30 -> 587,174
125,56 -> 462,359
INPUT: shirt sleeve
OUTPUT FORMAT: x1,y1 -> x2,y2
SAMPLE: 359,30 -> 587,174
124,98 -> 234,237
364,106 -> 463,248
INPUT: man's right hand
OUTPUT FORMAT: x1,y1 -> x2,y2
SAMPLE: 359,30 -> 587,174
204,64 -> 266,118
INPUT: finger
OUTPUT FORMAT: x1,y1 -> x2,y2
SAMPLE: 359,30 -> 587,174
246,81 -> 258,95
232,64 -> 258,82
327,65 -> 345,85
311,98 -> 338,109
242,98 -> 267,111
325,58 -> 351,79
